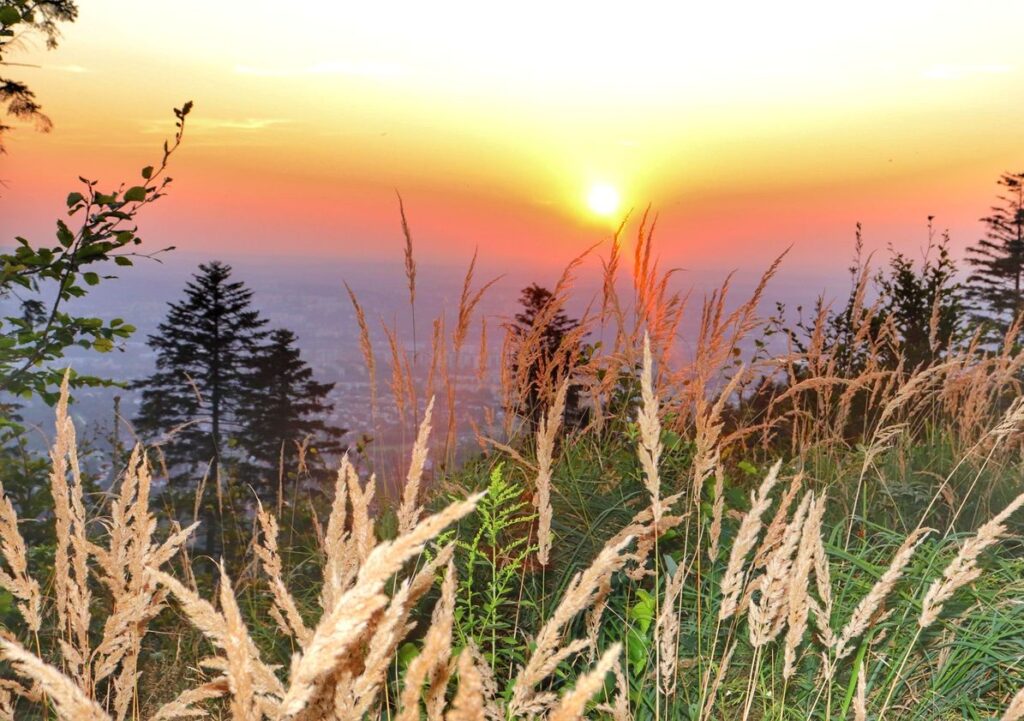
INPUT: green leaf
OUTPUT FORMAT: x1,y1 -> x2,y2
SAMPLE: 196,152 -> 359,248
114,256 -> 133,267
66,192 -> 84,208
397,642 -> 419,670
628,589 -> 656,633
83,272 -> 100,286
626,626 -> 650,675
662,429 -> 682,449
56,221 -> 74,248
92,337 -> 115,352
141,166 -> 154,179
124,186 -> 147,202
0,7 -> 22,25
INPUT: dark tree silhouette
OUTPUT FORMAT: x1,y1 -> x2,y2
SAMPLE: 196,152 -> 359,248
742,227 -> 967,446
875,227 -> 965,369
784,227 -> 965,376
966,172 -> 1024,342
509,284 -> 585,431
0,1 -> 78,147
241,328 -> 345,493
134,261 -> 268,553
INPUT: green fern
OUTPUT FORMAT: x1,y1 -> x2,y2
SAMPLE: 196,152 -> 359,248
444,462 -> 538,682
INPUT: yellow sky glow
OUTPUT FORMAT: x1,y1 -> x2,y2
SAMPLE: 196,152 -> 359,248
5,1 -> 1024,267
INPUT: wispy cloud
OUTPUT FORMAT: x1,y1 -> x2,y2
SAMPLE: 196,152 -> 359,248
233,65 -> 291,78
139,117 -> 290,134
922,63 -> 1012,80
235,60 -> 405,78
191,118 -> 290,131
47,64 -> 89,73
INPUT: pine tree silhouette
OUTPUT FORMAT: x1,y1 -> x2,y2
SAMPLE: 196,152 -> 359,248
510,284 -> 585,431
134,261 -> 268,554
966,172 -> 1024,342
240,328 -> 345,493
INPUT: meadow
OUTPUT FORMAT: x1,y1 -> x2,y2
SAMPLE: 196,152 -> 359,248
0,225 -> 1023,721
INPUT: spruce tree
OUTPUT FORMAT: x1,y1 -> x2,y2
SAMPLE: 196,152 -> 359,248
966,172 -> 1024,341
134,261 -> 268,552
241,328 -> 345,493
509,284 -> 585,431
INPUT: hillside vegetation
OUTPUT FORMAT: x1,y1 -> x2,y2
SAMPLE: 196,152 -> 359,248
1,223 -> 1023,721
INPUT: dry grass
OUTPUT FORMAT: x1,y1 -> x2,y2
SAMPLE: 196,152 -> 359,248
397,396 -> 435,535
2,353 -> 1021,720
3,230 -> 1024,720
344,283 -> 377,419
0,480 -> 40,632
534,379 -> 568,566
918,489 -> 1024,628
719,460 -> 782,621
1003,686 -> 1024,721
0,378 -> 632,720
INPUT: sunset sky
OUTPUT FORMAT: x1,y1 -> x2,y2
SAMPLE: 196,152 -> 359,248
4,1 -> 1024,272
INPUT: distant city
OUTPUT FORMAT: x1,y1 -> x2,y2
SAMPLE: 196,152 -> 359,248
2,250 -> 847,479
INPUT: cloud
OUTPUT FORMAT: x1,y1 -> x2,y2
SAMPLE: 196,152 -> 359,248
234,64 -> 291,78
139,117 -> 289,134
922,63 -> 1012,80
190,118 -> 289,131
47,64 -> 89,73
235,60 -> 405,78
306,60 -> 404,77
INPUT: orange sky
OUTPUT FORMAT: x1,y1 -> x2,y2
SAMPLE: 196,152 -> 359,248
3,1 -> 1024,272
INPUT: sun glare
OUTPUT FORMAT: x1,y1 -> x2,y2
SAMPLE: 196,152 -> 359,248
587,184 -> 621,217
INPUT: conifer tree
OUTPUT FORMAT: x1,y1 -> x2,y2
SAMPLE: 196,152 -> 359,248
241,328 -> 345,493
134,261 -> 268,552
509,284 -> 585,431
966,172 -> 1024,341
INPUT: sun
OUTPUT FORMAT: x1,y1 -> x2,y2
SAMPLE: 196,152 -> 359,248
586,183 -> 621,217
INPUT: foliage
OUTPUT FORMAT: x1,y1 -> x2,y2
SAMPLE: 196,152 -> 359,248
0,102 -> 188,533
241,327 -> 345,490
443,462 -> 538,684
0,102 -> 191,404
134,262 -> 342,557
509,283 -> 585,430
789,225 -> 964,375
0,0 -> 78,146
966,171 -> 1024,342
744,225 -> 967,446
873,223 -> 966,368
133,260 -> 267,560
0,418 -> 97,546
1,362 -> 1022,721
